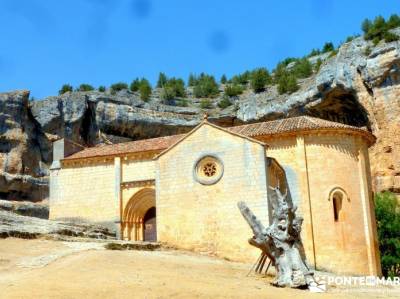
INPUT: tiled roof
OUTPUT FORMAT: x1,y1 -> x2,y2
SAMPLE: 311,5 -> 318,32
64,134 -> 185,160
63,116 -> 374,160
228,116 -> 372,138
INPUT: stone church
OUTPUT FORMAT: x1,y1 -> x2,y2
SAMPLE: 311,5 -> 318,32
49,116 -> 381,276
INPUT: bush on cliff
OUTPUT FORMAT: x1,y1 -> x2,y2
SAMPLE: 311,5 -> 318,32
230,71 -> 251,86
77,84 -> 94,92
160,77 -> 186,102
59,84 -> 73,95
224,84 -> 243,97
110,82 -> 128,93
375,191 -> 400,278
156,72 -> 168,88
322,42 -> 335,53
129,78 -> 141,92
139,79 -> 152,102
362,14 -> 400,44
250,68 -> 272,93
200,99 -> 212,109
220,74 -> 227,84
217,96 -> 232,109
193,74 -> 219,98
277,74 -> 299,95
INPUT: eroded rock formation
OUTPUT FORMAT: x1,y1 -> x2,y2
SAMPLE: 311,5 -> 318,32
0,91 -> 50,202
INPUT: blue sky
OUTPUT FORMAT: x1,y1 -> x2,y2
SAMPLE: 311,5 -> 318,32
0,0 -> 398,99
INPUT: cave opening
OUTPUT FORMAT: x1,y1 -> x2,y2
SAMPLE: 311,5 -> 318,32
80,100 -> 98,146
306,88 -> 371,130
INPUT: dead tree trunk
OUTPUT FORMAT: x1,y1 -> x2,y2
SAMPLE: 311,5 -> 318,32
238,187 -> 314,288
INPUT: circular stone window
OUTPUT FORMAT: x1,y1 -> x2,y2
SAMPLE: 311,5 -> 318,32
194,156 -> 224,185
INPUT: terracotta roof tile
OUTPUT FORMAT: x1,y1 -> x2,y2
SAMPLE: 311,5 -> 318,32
228,116 -> 371,137
63,116 -> 374,160
64,134 -> 185,160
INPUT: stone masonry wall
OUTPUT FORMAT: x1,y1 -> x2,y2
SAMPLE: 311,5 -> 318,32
50,160 -> 116,226
263,133 -> 380,275
156,124 -> 269,262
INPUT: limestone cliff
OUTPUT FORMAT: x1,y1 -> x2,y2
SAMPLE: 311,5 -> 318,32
0,91 -> 50,202
1,29 -> 399,206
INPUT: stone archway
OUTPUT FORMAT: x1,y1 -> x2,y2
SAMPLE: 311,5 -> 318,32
122,188 -> 156,241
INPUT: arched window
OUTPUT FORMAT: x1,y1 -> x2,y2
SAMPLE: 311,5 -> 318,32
328,187 -> 349,223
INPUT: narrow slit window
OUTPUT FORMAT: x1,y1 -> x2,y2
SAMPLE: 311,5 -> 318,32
332,193 -> 343,222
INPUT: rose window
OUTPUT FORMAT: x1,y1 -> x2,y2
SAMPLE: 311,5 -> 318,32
194,156 -> 223,185
203,162 -> 217,177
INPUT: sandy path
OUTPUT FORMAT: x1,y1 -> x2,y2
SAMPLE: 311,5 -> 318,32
0,238 -> 397,299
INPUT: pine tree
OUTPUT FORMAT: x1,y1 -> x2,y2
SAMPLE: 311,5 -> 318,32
157,72 -> 168,88
188,73 -> 197,86
139,78 -> 152,102
322,42 -> 334,53
220,74 -> 227,84
193,74 -> 219,98
129,78 -> 141,92
250,68 -> 271,93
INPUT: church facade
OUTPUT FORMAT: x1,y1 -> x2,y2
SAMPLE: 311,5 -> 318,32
49,116 -> 381,275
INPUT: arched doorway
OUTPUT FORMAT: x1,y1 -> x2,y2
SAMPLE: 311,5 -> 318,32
122,188 -> 156,241
143,207 -> 157,242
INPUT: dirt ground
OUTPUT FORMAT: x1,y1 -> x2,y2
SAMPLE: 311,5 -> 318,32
0,238 -> 397,299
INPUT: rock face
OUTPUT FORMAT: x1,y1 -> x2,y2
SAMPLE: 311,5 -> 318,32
233,32 -> 400,195
1,30 -> 400,207
30,91 -> 200,146
0,91 -> 50,202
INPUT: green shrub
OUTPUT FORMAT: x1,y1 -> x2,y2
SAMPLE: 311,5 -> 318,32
231,71 -> 251,85
193,74 -> 219,98
59,84 -> 73,95
387,14 -> 400,29
138,79 -> 152,101
277,74 -> 299,95
167,78 -> 186,97
220,74 -> 227,84
98,86 -> 106,92
217,96 -> 232,109
110,82 -> 128,93
175,99 -> 189,107
322,42 -> 335,53
188,73 -> 197,86
384,31 -> 399,43
250,68 -> 272,92
364,46 -> 372,56
328,49 -> 338,58
375,192 -> 400,278
129,78 -> 141,92
200,99 -> 212,109
307,48 -> 321,57
157,72 -> 168,88
224,84 -> 243,97
292,58 -> 313,79
160,86 -> 176,102
160,78 -> 186,101
362,14 -> 400,44
78,84 -> 94,92
314,59 -> 323,73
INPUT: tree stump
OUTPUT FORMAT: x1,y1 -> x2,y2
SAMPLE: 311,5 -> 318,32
238,187 -> 314,288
